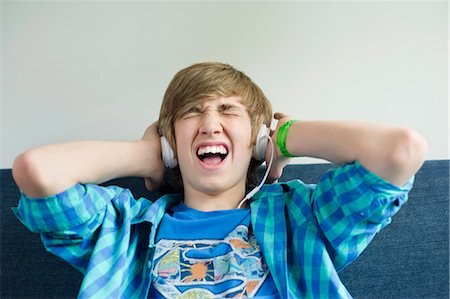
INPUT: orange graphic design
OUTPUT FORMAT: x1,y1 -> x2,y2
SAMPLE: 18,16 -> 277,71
246,280 -> 259,294
229,239 -> 251,249
182,262 -> 214,282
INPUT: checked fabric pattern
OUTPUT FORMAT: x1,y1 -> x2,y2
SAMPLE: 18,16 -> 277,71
13,161 -> 413,298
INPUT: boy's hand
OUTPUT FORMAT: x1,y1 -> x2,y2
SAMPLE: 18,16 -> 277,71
141,122 -> 164,191
266,112 -> 293,182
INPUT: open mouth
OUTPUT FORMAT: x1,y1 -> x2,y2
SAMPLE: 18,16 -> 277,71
197,145 -> 228,166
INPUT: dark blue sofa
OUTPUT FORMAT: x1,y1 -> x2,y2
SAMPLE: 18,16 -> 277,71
1,160 -> 448,298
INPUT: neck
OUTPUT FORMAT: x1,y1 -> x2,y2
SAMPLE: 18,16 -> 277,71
183,186 -> 247,212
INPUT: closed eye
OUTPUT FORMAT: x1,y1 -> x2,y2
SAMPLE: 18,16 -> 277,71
182,106 -> 203,119
219,104 -> 243,116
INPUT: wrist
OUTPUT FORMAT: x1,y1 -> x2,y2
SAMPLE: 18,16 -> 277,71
276,120 -> 298,158
134,140 -> 163,178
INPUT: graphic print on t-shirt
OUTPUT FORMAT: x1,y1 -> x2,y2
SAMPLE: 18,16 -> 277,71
151,224 -> 269,298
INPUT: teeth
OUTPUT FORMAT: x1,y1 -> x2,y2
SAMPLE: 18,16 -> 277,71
197,145 -> 228,156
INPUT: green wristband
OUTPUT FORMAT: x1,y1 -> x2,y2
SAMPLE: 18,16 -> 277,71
276,120 -> 297,158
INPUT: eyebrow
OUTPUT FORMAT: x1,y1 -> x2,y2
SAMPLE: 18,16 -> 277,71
217,103 -> 243,112
182,101 -> 246,116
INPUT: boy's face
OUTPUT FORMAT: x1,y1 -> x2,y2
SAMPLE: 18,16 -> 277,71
174,96 -> 253,198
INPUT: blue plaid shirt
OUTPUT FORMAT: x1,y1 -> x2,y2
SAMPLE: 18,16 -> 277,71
13,161 -> 413,298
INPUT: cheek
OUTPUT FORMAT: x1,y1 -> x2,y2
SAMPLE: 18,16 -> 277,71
234,126 -> 253,152
174,123 -> 198,161
174,133 -> 188,158
174,123 -> 187,158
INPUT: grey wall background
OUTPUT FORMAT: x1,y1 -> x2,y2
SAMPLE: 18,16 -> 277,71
1,1 -> 448,168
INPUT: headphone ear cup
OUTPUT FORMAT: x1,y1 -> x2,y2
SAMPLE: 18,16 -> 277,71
160,136 -> 178,169
253,125 -> 270,161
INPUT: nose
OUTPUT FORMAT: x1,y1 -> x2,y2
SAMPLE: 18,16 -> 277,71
199,112 -> 223,136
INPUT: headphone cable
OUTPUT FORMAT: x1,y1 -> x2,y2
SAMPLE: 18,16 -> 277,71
237,137 -> 275,209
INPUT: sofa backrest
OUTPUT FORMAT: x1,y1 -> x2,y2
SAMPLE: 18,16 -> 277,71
1,161 -> 448,298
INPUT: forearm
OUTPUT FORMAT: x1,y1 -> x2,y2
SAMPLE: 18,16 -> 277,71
285,120 -> 427,186
13,140 -> 161,197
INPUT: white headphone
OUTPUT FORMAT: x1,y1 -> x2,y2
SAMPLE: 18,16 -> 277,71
160,124 -> 270,169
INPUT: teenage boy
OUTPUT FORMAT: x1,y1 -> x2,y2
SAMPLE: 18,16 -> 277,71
13,62 -> 427,298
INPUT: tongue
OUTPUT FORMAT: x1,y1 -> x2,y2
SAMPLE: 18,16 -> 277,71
202,156 -> 223,165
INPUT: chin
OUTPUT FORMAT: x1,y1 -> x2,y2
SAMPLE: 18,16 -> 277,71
197,182 -> 229,194
194,177 -> 243,195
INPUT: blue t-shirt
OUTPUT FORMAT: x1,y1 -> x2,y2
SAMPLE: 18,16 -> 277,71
148,202 -> 280,298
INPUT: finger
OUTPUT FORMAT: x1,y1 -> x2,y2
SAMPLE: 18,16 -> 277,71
144,178 -> 154,191
270,129 -> 275,136
274,112 -> 287,120
265,177 -> 279,184
145,177 -> 161,191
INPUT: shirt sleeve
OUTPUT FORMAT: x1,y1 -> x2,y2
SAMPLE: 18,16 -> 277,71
13,183 -> 112,234
12,183 -> 150,273
308,161 -> 414,271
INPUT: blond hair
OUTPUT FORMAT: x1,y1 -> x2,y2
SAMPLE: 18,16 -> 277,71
158,62 -> 272,192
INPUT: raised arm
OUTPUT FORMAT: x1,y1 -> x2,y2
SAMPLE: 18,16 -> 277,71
12,122 -> 164,198
268,113 -> 428,186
